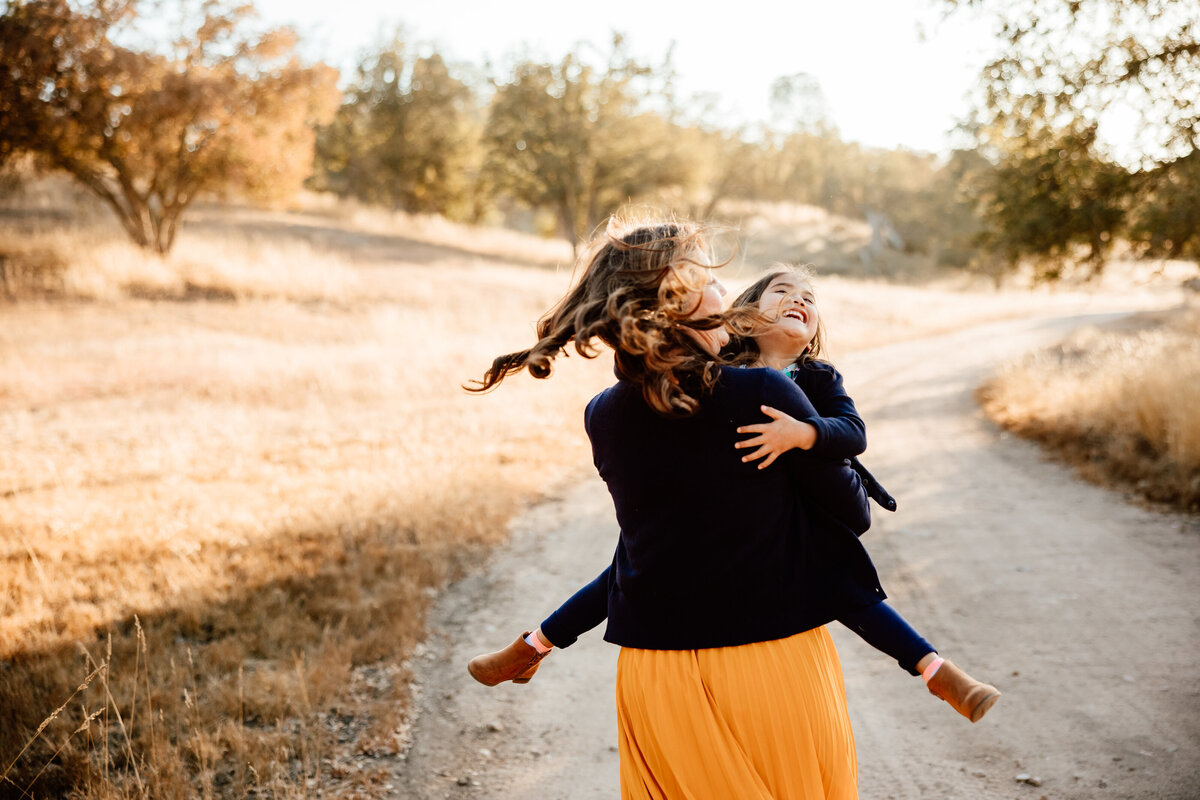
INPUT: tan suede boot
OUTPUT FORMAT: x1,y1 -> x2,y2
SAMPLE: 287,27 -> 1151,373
926,659 -> 1001,722
467,632 -> 548,687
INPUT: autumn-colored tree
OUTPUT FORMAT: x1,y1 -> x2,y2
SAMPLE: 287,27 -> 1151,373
312,33 -> 485,220
484,36 -> 693,251
0,0 -> 339,253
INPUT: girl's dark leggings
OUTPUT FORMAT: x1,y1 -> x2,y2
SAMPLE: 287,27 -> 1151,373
543,570 -> 938,677
838,601 -> 936,676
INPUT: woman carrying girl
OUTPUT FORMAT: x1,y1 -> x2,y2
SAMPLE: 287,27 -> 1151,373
468,217 -> 864,798
470,262 -> 1002,726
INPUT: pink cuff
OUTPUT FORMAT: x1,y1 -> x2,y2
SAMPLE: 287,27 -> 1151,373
525,631 -> 552,654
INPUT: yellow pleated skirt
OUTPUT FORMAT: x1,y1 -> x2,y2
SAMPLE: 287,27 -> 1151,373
616,625 -> 857,800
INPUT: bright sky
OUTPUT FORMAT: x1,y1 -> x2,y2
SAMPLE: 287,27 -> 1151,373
253,0 -> 997,155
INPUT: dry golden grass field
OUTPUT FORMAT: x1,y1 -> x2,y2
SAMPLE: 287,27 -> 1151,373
979,305 -> 1200,511
0,193 -> 1194,798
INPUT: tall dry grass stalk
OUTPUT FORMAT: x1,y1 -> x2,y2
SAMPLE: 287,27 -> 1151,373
0,217 -> 613,797
978,305 -> 1200,510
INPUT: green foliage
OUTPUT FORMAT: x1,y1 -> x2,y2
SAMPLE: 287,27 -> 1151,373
971,123 -> 1130,280
681,126 -> 767,219
945,0 -> 1199,277
914,149 -> 990,269
769,132 -> 862,212
311,33 -> 486,221
698,122 -> 981,270
948,0 -> 1198,165
677,87 -> 970,265
866,148 -> 981,266
1129,151 -> 1200,260
0,0 -> 339,254
483,36 -> 693,249
752,72 -> 875,215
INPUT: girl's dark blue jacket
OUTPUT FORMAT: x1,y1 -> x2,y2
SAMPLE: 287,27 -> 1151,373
543,363 -> 885,651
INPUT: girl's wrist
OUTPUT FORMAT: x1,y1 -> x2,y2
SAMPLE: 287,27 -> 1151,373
795,421 -> 818,450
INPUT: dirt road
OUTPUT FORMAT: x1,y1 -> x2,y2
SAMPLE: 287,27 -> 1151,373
397,301 -> 1200,799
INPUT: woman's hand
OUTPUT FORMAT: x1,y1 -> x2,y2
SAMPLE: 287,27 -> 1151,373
735,405 -> 818,469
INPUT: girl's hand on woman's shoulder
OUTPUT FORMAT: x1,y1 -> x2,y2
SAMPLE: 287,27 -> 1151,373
735,405 -> 818,469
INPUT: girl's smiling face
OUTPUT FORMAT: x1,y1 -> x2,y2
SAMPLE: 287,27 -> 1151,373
755,274 -> 819,355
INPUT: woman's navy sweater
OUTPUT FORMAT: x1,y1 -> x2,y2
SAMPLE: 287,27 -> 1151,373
543,364 -> 883,651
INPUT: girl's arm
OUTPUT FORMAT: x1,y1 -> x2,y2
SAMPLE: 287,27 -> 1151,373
793,363 -> 867,458
762,371 -> 872,534
753,365 -> 896,512
735,363 -> 865,467
538,565 -> 611,648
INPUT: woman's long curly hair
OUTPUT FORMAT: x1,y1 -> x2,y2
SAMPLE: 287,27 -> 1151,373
721,263 -> 829,370
466,214 -> 730,417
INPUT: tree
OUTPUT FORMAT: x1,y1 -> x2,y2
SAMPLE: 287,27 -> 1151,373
769,132 -> 864,214
904,148 -> 990,269
768,72 -> 834,135
484,36 -> 693,251
0,0 -> 339,254
947,0 -> 1197,163
945,0 -> 1199,274
970,121 -> 1130,279
311,33 -> 485,220
680,125 -> 768,219
1128,149 -> 1200,260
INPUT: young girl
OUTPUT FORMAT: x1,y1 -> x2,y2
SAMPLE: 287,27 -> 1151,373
469,264 -> 1002,724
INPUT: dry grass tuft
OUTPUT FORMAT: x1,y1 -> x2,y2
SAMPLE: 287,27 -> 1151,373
0,219 -> 611,797
978,304 -> 1200,511
287,191 -> 574,267
0,221 -> 362,303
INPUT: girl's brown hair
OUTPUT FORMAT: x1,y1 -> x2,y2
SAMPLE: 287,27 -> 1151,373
466,214 -> 728,417
722,263 -> 828,369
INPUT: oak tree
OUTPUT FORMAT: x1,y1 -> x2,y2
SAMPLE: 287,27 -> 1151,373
946,0 -> 1199,273
484,36 -> 692,252
312,33 -> 485,220
0,0 -> 339,253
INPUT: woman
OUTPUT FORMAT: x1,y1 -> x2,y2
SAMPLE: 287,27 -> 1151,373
468,216 -> 863,798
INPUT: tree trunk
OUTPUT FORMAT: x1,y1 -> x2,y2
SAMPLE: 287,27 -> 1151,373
67,167 -> 188,255
70,169 -> 151,250
105,191 -> 155,251
157,209 -> 183,255
559,200 -> 580,259
700,190 -> 724,221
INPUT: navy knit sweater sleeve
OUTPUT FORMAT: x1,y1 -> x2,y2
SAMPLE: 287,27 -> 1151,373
787,362 -> 872,535
541,565 -> 610,648
542,367 -> 876,651
791,361 -> 866,458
